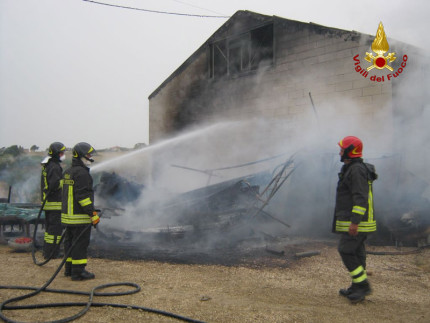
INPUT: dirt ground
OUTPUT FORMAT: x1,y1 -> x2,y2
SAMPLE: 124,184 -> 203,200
0,242 -> 429,323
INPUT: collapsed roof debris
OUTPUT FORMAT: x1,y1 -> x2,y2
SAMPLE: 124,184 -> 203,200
90,155 -> 296,263
89,152 -> 430,263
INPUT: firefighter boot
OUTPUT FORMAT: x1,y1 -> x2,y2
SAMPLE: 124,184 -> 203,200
339,283 -> 365,297
346,281 -> 372,303
64,262 -> 72,277
339,284 -> 354,297
43,243 -> 52,260
71,265 -> 95,281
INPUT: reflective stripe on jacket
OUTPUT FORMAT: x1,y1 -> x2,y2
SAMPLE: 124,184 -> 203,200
61,158 -> 95,225
333,159 -> 377,233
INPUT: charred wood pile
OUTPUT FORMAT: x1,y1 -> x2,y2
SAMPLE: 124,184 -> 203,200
89,153 -> 430,263
90,156 -> 297,263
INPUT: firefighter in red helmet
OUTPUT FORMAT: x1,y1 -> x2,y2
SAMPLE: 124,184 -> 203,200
333,136 -> 378,303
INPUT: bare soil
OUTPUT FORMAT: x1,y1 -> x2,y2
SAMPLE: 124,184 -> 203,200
0,242 -> 429,323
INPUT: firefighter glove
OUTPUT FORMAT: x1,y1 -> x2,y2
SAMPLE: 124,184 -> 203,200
91,211 -> 100,228
348,223 -> 358,236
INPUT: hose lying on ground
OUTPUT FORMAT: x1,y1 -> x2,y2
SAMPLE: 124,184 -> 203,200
367,244 -> 430,255
0,282 -> 205,323
2,216 -> 205,323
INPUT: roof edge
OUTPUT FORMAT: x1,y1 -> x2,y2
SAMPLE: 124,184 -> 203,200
147,11 -> 416,100
148,11 -> 271,100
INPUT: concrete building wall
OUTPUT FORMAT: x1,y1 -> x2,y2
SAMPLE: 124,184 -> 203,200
148,14 -> 402,151
149,53 -> 208,143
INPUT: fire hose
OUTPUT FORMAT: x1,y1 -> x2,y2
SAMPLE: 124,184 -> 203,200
366,244 -> 430,255
1,206 -> 206,323
30,193 -> 61,266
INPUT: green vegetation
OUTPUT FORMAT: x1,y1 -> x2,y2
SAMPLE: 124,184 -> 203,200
1,145 -> 24,157
0,143 -> 146,203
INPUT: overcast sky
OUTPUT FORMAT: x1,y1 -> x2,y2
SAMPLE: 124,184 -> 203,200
1,0 -> 428,150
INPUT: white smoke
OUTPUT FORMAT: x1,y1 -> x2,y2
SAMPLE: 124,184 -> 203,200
90,37 -> 430,251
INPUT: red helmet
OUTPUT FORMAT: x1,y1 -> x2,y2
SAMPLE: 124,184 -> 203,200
338,136 -> 363,160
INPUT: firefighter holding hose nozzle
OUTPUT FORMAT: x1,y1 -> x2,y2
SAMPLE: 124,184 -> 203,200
61,142 -> 100,281
333,136 -> 378,303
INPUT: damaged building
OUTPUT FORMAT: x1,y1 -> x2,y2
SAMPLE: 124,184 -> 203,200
148,11 -> 428,153
144,11 -> 430,248
2,12 -> 429,264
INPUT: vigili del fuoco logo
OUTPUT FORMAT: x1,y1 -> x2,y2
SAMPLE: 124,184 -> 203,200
353,22 -> 408,82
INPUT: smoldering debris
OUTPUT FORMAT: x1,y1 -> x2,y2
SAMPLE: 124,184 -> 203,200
90,154 -> 297,263
366,154 -> 430,247
94,172 -> 144,209
382,211 -> 430,248
88,148 -> 430,264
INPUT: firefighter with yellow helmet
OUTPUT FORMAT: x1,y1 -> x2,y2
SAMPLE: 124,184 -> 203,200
333,136 -> 377,303
40,142 -> 66,259
61,142 -> 100,280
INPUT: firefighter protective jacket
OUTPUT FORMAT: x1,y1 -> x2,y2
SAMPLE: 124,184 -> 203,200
333,158 -> 377,233
41,157 -> 63,211
61,158 -> 95,225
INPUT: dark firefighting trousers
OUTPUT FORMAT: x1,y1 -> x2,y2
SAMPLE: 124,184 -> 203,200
43,211 -> 63,259
64,225 -> 91,275
338,233 -> 368,283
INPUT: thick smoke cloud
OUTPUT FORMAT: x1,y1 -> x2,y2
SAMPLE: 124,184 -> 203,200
91,44 -> 429,251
